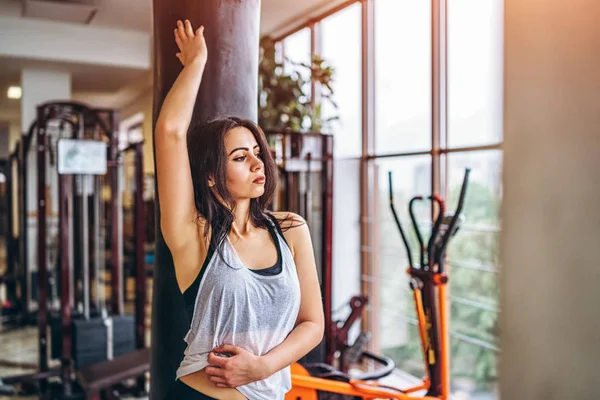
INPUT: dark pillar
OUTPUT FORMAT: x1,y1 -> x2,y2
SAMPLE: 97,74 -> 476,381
150,1 -> 260,398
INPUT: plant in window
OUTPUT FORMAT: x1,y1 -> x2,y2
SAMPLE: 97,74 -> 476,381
258,36 -> 338,132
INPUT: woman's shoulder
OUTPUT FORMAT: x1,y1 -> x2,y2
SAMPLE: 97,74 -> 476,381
267,211 -> 311,257
268,211 -> 306,230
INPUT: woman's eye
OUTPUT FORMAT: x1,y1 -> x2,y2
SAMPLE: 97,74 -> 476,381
234,156 -> 246,162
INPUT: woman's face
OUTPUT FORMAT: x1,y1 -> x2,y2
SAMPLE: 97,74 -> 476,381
220,126 -> 265,200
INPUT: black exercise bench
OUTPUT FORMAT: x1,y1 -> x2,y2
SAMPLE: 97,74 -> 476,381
77,348 -> 150,400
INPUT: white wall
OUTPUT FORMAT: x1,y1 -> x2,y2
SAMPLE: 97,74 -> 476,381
21,68 -> 71,130
500,0 -> 600,398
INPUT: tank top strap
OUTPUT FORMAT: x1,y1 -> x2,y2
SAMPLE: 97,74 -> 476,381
265,212 -> 289,247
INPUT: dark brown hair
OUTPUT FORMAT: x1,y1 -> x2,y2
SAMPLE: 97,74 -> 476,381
187,115 -> 286,249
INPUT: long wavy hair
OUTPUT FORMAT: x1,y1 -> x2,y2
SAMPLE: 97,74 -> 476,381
186,115 -> 291,251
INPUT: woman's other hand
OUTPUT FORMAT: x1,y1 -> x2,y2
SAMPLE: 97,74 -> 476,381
174,19 -> 207,67
204,344 -> 272,388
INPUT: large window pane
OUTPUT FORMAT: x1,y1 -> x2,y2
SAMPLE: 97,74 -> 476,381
374,156 -> 431,379
375,0 -> 431,154
321,3 -> 362,158
443,150 -> 502,227
444,150 -> 502,398
449,339 -> 498,398
448,0 -> 503,148
282,28 -> 312,108
283,28 -> 311,98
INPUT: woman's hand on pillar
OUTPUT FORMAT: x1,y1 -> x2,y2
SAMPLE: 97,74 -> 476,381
174,19 -> 208,67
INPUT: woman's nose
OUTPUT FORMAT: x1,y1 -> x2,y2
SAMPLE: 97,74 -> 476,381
251,155 -> 263,170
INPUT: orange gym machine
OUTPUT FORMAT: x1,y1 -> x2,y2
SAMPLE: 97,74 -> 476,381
288,169 -> 471,400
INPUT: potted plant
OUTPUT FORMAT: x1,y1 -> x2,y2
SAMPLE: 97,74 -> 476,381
258,36 -> 338,133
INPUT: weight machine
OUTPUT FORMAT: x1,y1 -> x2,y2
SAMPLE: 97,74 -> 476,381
0,101 -> 148,399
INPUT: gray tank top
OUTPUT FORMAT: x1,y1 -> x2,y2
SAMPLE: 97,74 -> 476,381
176,216 -> 302,399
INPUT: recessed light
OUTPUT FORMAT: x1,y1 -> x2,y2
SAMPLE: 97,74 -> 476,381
7,86 -> 22,99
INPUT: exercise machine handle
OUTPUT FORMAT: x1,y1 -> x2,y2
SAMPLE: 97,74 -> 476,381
435,168 -> 471,271
355,350 -> 397,381
409,196 -> 425,267
305,350 -> 396,382
427,195 -> 445,269
388,172 -> 414,268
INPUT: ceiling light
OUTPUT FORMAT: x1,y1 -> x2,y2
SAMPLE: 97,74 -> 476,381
7,86 -> 22,100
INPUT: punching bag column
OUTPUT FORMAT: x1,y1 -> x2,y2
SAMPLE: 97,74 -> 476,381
150,1 -> 260,399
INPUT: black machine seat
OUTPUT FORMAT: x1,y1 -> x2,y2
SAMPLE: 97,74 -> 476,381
76,348 -> 150,400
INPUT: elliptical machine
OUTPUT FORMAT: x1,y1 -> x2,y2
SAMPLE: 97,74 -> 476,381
286,168 -> 470,400
387,168 -> 471,399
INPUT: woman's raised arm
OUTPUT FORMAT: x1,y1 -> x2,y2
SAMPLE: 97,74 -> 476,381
155,20 -> 207,251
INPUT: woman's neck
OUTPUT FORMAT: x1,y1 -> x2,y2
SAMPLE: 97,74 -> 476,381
230,201 -> 253,239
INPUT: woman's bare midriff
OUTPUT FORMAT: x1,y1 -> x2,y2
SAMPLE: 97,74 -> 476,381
179,369 -> 248,400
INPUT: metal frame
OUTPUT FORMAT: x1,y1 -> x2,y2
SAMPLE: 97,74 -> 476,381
360,0 -> 377,350
119,139 -> 148,393
265,130 -> 334,362
120,140 -> 148,350
5,149 -> 19,309
321,135 -> 334,361
21,122 -> 35,316
37,102 -> 120,395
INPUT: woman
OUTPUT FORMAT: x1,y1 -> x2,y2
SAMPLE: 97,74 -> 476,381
156,20 -> 325,399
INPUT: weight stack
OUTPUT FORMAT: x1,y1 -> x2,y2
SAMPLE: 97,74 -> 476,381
50,314 -> 136,368
73,315 -> 136,368
50,310 -> 102,359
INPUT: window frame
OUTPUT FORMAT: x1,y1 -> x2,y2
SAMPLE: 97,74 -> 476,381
274,0 -> 503,375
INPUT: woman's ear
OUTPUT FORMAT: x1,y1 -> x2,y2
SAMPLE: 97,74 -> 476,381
208,177 -> 215,187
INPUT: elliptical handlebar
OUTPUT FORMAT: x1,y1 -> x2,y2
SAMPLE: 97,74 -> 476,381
434,168 -> 471,272
388,172 -> 414,268
427,195 -> 446,269
409,196 -> 425,267
388,168 -> 471,273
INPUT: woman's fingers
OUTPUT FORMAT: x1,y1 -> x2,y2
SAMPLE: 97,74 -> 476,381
204,366 -> 226,378
184,19 -> 194,37
176,20 -> 187,41
174,29 -> 183,50
196,25 -> 204,37
209,376 -> 227,384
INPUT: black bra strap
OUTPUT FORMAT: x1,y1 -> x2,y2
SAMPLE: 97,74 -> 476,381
266,212 -> 289,246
